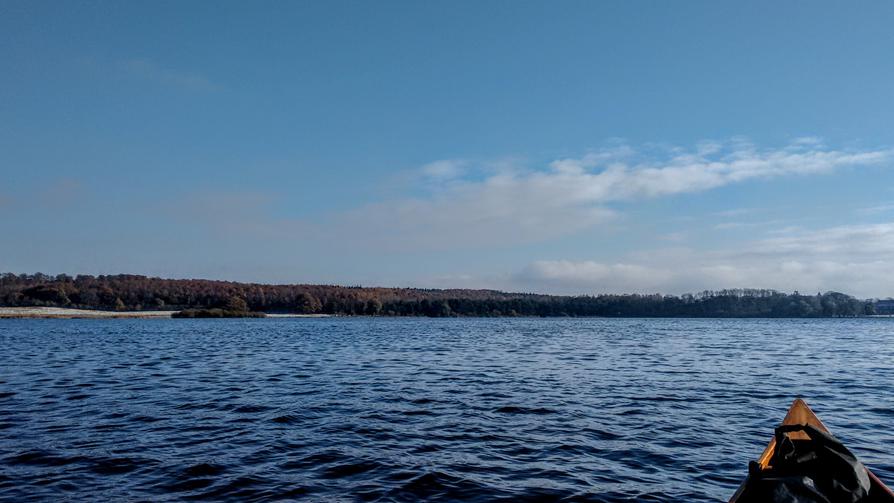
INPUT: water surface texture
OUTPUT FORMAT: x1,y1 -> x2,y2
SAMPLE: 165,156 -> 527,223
1,318 -> 893,501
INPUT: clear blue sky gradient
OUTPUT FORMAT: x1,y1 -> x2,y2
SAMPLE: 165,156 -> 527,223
2,1 -> 894,296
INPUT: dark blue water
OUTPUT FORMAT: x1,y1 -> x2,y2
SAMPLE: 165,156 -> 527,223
1,318 -> 893,501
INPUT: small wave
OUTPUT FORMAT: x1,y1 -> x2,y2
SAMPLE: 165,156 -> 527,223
321,460 -> 384,479
184,475 -> 272,500
131,415 -> 163,423
582,427 -> 623,441
163,477 -> 216,493
388,471 -> 497,500
88,456 -> 150,475
411,444 -> 443,454
551,443 -> 604,457
6,450 -> 87,467
157,463 -> 227,493
633,395 -> 691,402
494,405 -> 556,415
279,450 -> 347,471
92,422 -> 127,431
174,402 -> 218,411
182,462 -> 226,478
401,409 -> 433,416
271,414 -> 301,424
3,317 -> 890,502
230,404 -> 272,414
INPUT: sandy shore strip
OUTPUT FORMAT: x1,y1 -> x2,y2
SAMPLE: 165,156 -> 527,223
0,307 -> 177,318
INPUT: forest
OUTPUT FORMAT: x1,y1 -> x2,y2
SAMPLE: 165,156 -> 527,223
0,272 -> 878,318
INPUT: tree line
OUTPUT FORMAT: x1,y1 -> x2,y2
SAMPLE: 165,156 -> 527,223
0,273 -> 877,318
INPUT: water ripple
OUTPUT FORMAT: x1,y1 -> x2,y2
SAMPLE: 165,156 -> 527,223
1,317 -> 893,501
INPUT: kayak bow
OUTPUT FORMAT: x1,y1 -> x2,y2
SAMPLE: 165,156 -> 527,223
729,398 -> 894,502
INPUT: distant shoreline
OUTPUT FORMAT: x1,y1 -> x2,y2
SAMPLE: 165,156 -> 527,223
2,306 -> 890,320
0,307 -> 331,319
1,273 -> 887,317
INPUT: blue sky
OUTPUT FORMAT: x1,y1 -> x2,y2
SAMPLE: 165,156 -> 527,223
2,1 -> 894,296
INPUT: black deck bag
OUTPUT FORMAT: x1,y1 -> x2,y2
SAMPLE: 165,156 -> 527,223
737,423 -> 871,503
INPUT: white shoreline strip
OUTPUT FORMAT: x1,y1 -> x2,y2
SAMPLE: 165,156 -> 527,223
0,307 -> 176,318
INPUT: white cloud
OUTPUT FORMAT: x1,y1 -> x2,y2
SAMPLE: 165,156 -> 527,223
420,160 -> 466,180
714,222 -> 750,230
856,203 -> 894,215
659,231 -> 688,242
747,223 -> 894,259
158,140 -> 884,255
332,182 -> 617,250
715,207 -> 758,217
713,219 -> 784,230
320,140 -> 890,250
516,260 -> 675,292
509,222 -> 894,298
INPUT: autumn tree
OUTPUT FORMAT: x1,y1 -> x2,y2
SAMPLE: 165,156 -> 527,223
366,298 -> 383,315
295,292 -> 321,314
224,295 -> 249,312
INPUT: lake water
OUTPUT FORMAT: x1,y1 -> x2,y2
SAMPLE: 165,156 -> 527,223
1,318 -> 893,501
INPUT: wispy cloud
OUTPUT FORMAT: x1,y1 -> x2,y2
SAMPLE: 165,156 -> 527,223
659,231 -> 688,242
713,222 -> 751,230
15,139 -> 886,294
509,222 -> 894,297
746,223 -> 894,259
713,219 -> 786,231
120,58 -> 220,91
315,139 -> 891,250
856,203 -> 894,216
148,139 -> 884,255
542,140 -> 888,199
420,160 -> 466,180
714,207 -> 758,218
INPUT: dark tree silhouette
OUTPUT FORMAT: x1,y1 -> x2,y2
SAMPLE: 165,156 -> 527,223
0,272 -> 877,318
224,296 -> 249,312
